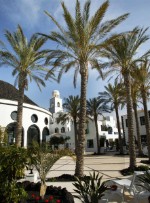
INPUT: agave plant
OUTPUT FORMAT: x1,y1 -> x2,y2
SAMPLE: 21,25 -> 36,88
73,171 -> 108,203
137,171 -> 150,192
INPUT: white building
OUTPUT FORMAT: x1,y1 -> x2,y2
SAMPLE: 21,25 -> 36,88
48,91 -> 121,153
0,80 -> 120,152
0,80 -> 52,147
121,110 -> 148,145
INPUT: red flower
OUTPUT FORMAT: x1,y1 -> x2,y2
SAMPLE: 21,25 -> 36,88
49,195 -> 54,200
56,200 -> 61,203
31,193 -> 35,198
45,199 -> 49,203
35,196 -> 40,201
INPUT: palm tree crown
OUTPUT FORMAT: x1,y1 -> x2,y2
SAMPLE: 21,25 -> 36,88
0,25 -> 54,146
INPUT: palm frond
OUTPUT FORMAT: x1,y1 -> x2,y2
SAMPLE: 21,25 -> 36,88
88,1 -> 109,37
83,0 -> 91,25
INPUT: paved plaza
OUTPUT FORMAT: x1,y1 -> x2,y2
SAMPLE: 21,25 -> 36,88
25,152 -> 149,203
46,152 -> 149,203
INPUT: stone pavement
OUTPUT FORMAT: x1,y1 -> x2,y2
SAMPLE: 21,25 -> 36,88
25,152 -> 149,203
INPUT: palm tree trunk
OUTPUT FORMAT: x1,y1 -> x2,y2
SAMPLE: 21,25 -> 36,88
16,73 -> 25,147
75,64 -> 88,177
94,115 -> 100,154
141,90 -> 150,161
73,118 -> 78,155
124,72 -> 136,169
133,102 -> 143,156
115,105 -> 123,154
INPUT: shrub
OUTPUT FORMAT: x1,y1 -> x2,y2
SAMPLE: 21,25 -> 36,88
120,165 -> 150,176
73,171 -> 108,203
0,146 -> 28,202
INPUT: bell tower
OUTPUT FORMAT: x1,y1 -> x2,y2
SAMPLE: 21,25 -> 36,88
49,90 -> 63,113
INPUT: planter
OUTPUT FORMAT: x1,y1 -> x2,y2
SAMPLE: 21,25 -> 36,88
18,181 -> 74,203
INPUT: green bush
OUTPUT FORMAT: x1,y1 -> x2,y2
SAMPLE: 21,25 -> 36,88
0,146 -> 28,202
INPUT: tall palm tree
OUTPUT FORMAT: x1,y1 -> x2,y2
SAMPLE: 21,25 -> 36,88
133,60 -> 150,161
98,81 -> 125,154
57,95 -> 80,154
86,97 -> 110,154
100,27 -> 150,169
131,81 -> 143,156
42,0 -> 128,177
0,25 -> 55,147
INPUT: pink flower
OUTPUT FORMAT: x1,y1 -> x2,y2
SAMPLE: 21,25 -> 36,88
56,200 -> 61,203
45,199 -> 49,203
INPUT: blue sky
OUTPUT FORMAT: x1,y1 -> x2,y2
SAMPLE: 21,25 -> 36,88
0,0 -> 150,116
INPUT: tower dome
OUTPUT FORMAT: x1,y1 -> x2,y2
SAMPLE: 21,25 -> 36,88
52,90 -> 60,98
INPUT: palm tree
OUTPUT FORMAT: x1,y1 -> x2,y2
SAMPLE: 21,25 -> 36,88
42,0 -> 128,177
57,95 -> 80,154
86,97 -> 110,154
131,81 -> 143,156
100,27 -> 150,169
98,81 -> 125,154
133,60 -> 150,161
0,25 -> 55,147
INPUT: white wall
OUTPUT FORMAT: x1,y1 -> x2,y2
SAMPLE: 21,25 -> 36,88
121,110 -> 147,144
0,99 -> 52,147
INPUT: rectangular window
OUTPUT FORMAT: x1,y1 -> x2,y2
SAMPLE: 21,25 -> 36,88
140,116 -> 145,125
126,119 -> 128,127
87,139 -> 94,148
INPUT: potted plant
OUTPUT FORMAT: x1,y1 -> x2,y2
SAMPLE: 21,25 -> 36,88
73,171 -> 108,203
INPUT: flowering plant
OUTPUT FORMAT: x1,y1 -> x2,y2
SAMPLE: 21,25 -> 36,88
31,194 -> 62,203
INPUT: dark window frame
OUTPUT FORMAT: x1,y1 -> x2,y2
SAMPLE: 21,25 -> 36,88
31,114 -> 38,123
87,139 -> 94,148
61,127 -> 65,133
140,116 -> 145,126
126,119 -> 128,127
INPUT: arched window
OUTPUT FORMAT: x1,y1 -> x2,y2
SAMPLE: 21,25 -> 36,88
27,125 -> 40,146
61,127 -> 65,133
42,127 -> 50,143
55,128 -> 59,133
6,122 -> 24,146
57,102 -> 60,107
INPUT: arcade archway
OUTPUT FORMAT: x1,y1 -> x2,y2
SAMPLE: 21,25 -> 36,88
27,125 -> 40,146
42,127 -> 50,142
6,122 -> 24,146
